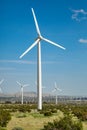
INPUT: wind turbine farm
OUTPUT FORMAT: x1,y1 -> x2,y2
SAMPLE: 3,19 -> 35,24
0,0 -> 87,130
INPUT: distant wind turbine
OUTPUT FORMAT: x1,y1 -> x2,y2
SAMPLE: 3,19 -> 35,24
19,8 -> 66,110
0,79 -> 4,93
16,81 -> 29,104
52,82 -> 62,105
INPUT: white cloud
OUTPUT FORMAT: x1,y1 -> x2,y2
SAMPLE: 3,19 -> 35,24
71,9 -> 87,21
79,39 -> 87,43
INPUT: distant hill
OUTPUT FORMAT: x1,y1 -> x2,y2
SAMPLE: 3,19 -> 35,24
0,91 -> 37,97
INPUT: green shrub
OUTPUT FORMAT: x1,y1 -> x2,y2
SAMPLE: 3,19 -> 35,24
73,110 -> 87,121
0,109 -> 11,127
18,105 -> 31,113
39,109 -> 52,116
42,115 -> 83,130
0,126 -> 7,130
18,106 -> 26,113
16,113 -> 26,118
51,109 -> 57,113
44,111 -> 52,116
12,127 -> 24,130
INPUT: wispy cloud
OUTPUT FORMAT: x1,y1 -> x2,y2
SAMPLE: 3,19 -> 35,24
0,60 -> 57,65
70,9 -> 87,21
0,67 -> 15,71
42,61 -> 57,64
79,39 -> 87,43
0,60 -> 36,64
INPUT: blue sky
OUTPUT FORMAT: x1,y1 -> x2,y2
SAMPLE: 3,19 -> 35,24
0,0 -> 87,96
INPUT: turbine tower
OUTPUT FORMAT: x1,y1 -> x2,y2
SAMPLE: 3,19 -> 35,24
52,82 -> 62,104
0,79 -> 4,93
19,8 -> 66,110
16,81 -> 29,104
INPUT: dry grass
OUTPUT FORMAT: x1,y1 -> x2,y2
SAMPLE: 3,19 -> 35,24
6,111 -> 87,130
7,110 -> 63,130
83,121 -> 87,130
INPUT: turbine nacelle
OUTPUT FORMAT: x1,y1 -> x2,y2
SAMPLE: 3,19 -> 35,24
35,36 -> 43,42
0,79 -> 4,85
52,82 -> 62,93
16,81 -> 29,89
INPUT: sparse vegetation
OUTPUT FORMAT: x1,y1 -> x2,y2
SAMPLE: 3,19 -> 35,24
42,115 -> 83,130
12,127 -> 24,130
16,113 -> 27,118
43,111 -> 52,116
0,126 -> 7,130
0,109 -> 11,127
0,103 -> 86,130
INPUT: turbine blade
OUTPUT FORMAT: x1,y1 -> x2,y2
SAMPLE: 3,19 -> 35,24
52,89 -> 56,93
57,88 -> 62,92
54,82 -> 62,92
16,81 -> 21,86
0,79 -> 4,85
20,38 -> 40,59
0,87 -> 2,93
42,37 -> 66,50
55,82 -> 57,89
31,8 -> 41,36
23,84 -> 29,87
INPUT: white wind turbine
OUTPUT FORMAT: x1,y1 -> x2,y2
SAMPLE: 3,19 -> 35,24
19,8 -> 66,110
0,79 -> 4,93
16,81 -> 29,104
35,81 -> 46,89
52,82 -> 62,105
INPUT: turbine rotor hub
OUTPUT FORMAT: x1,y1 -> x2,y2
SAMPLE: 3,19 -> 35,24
38,36 -> 42,41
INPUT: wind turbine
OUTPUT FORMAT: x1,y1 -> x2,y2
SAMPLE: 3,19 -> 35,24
52,82 -> 62,105
19,8 -> 66,110
16,81 -> 29,104
35,81 -> 46,89
0,79 -> 4,93
35,80 -> 46,98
